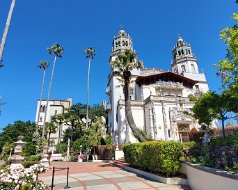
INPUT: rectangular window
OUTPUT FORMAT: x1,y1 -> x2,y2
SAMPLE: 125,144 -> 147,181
55,110 -> 57,115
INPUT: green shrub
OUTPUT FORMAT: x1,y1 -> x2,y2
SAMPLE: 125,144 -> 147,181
186,134 -> 238,171
23,160 -> 38,168
29,154 -> 41,162
73,137 -> 89,153
183,141 -> 196,149
210,134 -> 238,148
123,141 -> 183,177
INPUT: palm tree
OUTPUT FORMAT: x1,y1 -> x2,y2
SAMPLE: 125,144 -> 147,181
111,49 -> 146,142
36,61 -> 49,133
84,47 -> 96,129
52,114 -> 65,144
0,0 -> 16,66
45,122 -> 57,146
42,43 -> 64,138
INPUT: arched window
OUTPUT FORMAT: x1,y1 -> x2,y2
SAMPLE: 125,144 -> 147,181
181,65 -> 186,72
181,49 -> 184,54
178,51 -> 181,56
191,64 -> 196,73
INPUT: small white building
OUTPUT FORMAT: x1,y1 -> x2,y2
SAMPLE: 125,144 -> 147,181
35,98 -> 72,145
107,30 -> 218,144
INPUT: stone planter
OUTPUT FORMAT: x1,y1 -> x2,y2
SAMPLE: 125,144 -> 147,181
181,161 -> 238,190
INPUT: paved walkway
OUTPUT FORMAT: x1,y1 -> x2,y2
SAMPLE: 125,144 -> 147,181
39,161 -> 191,190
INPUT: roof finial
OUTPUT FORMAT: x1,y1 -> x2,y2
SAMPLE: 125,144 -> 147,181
178,33 -> 182,39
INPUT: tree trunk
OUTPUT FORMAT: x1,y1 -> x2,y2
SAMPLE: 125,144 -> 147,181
221,117 -> 226,138
37,70 -> 46,133
86,58 -> 91,129
123,71 -> 146,142
42,56 -> 57,138
0,0 -> 16,66
48,131 -> 51,146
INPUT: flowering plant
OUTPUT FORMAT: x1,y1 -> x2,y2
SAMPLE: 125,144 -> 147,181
0,164 -> 48,190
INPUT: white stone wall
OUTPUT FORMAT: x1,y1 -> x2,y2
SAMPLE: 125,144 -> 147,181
117,100 -> 144,144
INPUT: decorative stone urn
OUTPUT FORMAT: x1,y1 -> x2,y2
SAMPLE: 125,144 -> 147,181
10,136 -> 26,165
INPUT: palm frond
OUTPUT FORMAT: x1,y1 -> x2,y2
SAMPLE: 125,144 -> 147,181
38,61 -> 49,70
84,47 -> 96,59
47,43 -> 64,57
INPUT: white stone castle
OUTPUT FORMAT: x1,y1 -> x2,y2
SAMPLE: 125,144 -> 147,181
106,29 -> 218,144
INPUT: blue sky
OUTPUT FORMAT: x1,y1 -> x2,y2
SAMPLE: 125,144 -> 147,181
0,0 -> 237,130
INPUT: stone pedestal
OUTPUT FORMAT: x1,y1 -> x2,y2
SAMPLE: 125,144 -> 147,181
41,146 -> 49,168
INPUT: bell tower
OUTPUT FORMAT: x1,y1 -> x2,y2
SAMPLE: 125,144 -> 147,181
171,35 -> 199,75
111,29 -> 133,54
171,35 -> 209,93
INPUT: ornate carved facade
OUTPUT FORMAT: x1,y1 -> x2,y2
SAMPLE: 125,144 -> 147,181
107,30 -> 218,144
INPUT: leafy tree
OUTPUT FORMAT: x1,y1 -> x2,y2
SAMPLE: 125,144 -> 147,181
64,112 -> 81,130
84,47 -> 96,129
214,12 -> 238,93
45,122 -> 57,146
62,103 -> 105,127
212,2 -> 238,136
42,43 -> 64,138
63,127 -> 84,143
68,103 -> 87,119
0,121 -> 36,152
36,61 -> 49,132
188,92 -> 217,129
56,143 -> 67,154
72,117 -> 107,154
73,136 -> 89,153
89,104 -> 107,122
23,142 -> 36,157
111,49 -> 145,142
189,91 -> 236,138
87,117 -> 106,147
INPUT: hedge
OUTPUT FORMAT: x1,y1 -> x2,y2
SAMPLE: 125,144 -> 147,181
123,141 -> 183,177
